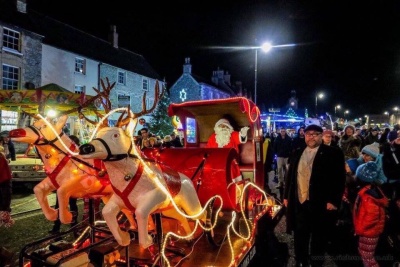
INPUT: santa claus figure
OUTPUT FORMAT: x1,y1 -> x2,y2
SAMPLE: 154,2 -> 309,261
206,118 -> 249,183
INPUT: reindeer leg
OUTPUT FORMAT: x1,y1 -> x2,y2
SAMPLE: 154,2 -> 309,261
58,175 -> 89,223
121,208 -> 137,230
135,190 -> 167,249
33,178 -> 58,221
103,196 -> 131,247
177,176 -> 206,224
57,185 -> 73,224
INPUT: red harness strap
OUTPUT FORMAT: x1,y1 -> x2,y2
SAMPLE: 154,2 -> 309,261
47,144 -> 76,189
93,159 -> 109,193
111,162 -> 145,211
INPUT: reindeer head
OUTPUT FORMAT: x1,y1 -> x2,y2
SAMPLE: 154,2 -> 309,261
79,109 -> 137,161
10,114 -> 68,144
79,80 -> 164,161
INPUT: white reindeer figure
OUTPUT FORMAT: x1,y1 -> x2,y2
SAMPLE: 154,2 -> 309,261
9,78 -> 135,227
79,107 -> 205,249
9,115 -> 120,223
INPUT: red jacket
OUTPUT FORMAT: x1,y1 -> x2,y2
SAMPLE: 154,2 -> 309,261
353,185 -> 389,237
0,154 -> 12,184
206,131 -> 241,153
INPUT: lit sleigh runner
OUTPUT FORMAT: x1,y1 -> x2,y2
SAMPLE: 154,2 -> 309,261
8,78 -> 136,227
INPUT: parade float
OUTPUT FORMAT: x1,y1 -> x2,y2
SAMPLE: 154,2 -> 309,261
10,84 -> 282,266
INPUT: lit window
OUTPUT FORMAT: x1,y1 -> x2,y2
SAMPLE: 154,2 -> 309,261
2,28 -> 20,52
142,78 -> 149,91
2,64 -> 19,89
118,71 -> 126,85
74,85 -> 85,94
75,58 -> 86,74
117,94 -> 130,108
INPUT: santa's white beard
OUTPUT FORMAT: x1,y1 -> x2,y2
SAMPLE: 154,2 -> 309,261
215,127 -> 232,147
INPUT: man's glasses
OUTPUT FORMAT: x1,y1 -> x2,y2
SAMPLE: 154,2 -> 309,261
305,133 -> 321,137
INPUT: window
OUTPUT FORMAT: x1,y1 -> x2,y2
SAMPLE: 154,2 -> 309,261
74,85 -> 85,94
142,78 -> 149,91
117,94 -> 130,108
75,58 -> 86,74
186,117 -> 197,143
117,71 -> 126,85
2,28 -> 20,52
2,64 -> 19,89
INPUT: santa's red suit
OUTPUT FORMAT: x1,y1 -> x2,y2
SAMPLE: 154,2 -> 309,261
206,131 -> 241,154
206,119 -> 247,183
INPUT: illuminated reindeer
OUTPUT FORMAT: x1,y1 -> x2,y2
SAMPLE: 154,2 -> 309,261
9,78 -> 135,226
79,87 -> 205,249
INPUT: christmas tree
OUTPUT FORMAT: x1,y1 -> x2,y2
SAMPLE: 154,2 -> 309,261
149,91 -> 174,137
285,107 -> 297,118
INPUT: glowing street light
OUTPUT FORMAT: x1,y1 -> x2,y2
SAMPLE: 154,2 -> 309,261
315,92 -> 324,116
344,110 -> 349,118
254,42 -> 272,105
335,105 -> 341,115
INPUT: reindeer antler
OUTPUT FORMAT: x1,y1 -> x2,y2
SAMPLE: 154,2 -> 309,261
135,80 -> 164,119
115,80 -> 165,128
77,77 -> 115,127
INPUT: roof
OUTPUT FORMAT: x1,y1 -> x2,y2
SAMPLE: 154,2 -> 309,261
0,1 -> 161,80
0,83 -> 100,114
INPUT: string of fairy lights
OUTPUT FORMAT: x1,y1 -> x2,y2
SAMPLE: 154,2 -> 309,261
35,107 -> 280,267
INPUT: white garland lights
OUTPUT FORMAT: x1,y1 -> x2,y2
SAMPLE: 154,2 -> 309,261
36,108 -> 278,267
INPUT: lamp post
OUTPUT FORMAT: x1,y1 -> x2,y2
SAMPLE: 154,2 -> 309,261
315,92 -> 324,116
364,115 -> 369,128
334,105 -> 341,116
254,42 -> 272,106
344,110 -> 349,120
384,111 -> 389,125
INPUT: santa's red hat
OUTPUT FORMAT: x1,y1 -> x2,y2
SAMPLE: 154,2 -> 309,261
215,119 -> 233,130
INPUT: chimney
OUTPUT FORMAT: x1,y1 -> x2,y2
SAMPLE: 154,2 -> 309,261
16,0 -> 27,13
223,71 -> 231,86
183,57 -> 192,74
108,25 -> 118,48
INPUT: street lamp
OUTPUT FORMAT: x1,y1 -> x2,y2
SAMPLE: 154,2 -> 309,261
334,105 -> 341,115
364,115 -> 369,127
344,110 -> 349,119
254,42 -> 272,105
384,111 -> 390,125
315,92 -> 324,116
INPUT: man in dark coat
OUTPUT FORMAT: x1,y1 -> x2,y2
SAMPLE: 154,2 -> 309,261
283,124 -> 346,267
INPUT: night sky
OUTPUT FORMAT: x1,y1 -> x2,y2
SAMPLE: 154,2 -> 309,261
28,0 -> 400,118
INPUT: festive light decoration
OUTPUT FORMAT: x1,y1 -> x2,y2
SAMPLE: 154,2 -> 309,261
31,106 -> 280,266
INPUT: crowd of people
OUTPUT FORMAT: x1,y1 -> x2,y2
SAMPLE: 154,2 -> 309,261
263,124 -> 400,267
135,127 -> 183,150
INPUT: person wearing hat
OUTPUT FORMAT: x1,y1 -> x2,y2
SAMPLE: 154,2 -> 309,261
283,124 -> 346,267
353,157 -> 389,267
339,125 -> 361,160
364,127 -> 379,146
206,118 -> 249,207
358,142 -> 387,185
